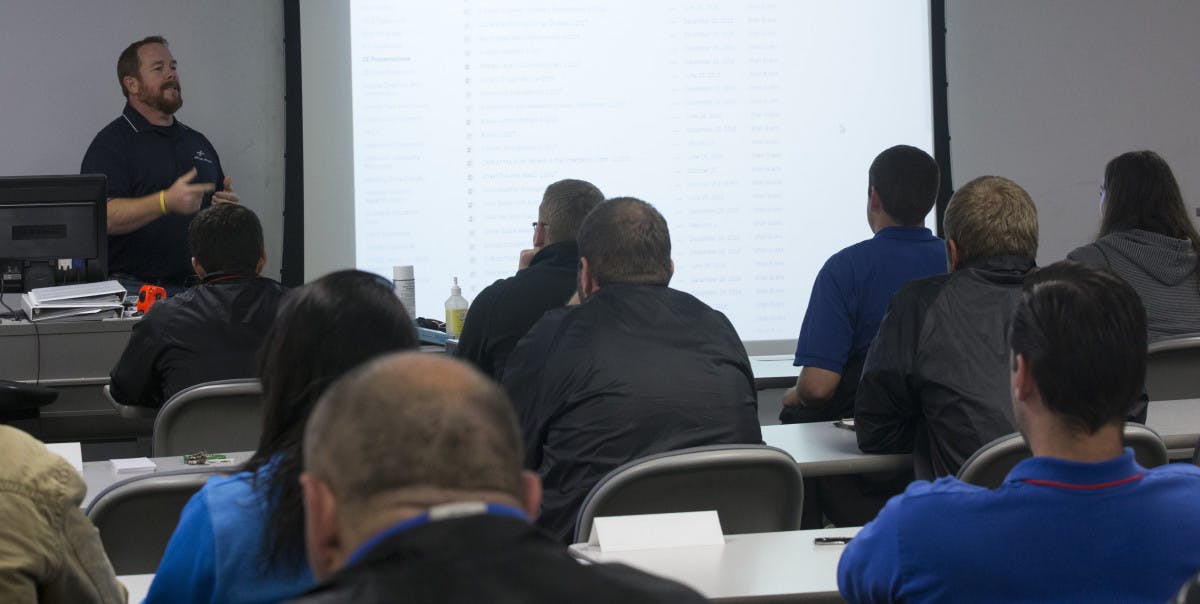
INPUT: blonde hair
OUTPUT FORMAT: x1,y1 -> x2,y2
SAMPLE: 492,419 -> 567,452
944,176 -> 1038,264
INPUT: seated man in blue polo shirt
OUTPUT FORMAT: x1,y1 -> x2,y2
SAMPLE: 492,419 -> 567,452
780,145 -> 945,424
839,262 -> 1200,603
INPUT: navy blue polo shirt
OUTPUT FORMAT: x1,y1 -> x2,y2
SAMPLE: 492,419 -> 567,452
81,103 -> 224,285
793,226 -> 945,373
839,450 -> 1200,602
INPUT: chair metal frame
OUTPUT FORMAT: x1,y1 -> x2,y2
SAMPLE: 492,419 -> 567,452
85,468 -> 222,574
957,423 -> 1169,489
573,444 -> 803,543
152,378 -> 263,457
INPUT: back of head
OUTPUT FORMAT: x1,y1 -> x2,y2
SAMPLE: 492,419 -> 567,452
250,269 -> 419,565
305,353 -> 526,520
188,204 -> 264,274
540,179 -> 605,244
1100,150 -> 1200,246
944,175 -> 1039,265
577,197 -> 672,286
1010,261 -> 1147,433
868,145 -> 940,226
117,35 -> 167,98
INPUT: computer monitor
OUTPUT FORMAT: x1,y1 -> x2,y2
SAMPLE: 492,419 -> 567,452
0,174 -> 107,291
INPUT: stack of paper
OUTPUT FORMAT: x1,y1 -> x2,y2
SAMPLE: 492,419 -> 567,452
20,280 -> 124,322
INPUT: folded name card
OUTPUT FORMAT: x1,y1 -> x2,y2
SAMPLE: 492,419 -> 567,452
44,442 -> 83,473
588,510 -> 725,552
110,457 -> 157,473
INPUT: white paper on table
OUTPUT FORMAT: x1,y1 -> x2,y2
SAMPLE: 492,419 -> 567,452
44,442 -> 83,473
588,510 -> 725,552
110,457 -> 157,474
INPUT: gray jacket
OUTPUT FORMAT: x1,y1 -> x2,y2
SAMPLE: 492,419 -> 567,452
1069,229 -> 1200,342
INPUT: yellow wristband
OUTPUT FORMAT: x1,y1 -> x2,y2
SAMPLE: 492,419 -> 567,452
159,190 -> 168,215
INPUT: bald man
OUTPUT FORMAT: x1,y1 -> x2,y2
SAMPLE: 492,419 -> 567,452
292,353 -> 704,603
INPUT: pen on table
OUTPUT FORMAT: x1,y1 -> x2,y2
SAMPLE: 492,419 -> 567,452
814,536 -> 853,545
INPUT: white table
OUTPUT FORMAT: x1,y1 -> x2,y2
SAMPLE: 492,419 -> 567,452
119,573 -> 153,603
762,399 -> 1200,478
81,451 -> 252,508
761,422 -> 909,477
570,527 -> 860,602
750,354 -> 796,391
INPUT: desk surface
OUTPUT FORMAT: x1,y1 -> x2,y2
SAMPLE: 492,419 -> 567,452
81,451 -> 251,508
762,399 -> 1200,478
119,573 -> 153,602
570,527 -> 859,602
761,422 -> 909,477
749,354 -> 796,390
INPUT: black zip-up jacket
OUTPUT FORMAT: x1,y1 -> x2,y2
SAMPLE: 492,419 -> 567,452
288,515 -> 706,603
503,284 -> 762,542
854,255 -> 1036,479
455,241 -> 579,381
109,274 -> 287,407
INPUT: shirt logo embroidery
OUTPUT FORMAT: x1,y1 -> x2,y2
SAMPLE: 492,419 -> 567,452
193,150 -> 215,165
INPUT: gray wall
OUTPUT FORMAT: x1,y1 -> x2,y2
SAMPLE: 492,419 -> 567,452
945,0 -> 1200,264
0,1 -> 286,279
3,2 -> 1196,280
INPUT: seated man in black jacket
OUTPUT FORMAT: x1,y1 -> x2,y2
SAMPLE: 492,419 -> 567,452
854,175 -> 1039,478
109,203 -> 287,407
455,179 -> 605,380
293,353 -> 706,604
503,197 -> 762,542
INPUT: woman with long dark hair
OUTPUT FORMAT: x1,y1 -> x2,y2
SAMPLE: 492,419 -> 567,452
145,270 -> 418,603
1068,150 -> 1200,341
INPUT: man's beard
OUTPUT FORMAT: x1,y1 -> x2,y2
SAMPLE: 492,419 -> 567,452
142,81 -> 183,115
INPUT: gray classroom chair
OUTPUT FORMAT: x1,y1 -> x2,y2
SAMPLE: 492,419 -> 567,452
152,378 -> 263,457
102,384 -> 158,419
573,444 -> 804,544
957,423 -> 1169,489
86,469 -> 220,574
1146,334 -> 1200,401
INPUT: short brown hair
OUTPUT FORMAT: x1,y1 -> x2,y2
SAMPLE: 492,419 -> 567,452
540,179 -> 605,244
117,35 -> 168,98
943,176 -> 1038,265
578,197 -> 672,287
303,353 -> 526,519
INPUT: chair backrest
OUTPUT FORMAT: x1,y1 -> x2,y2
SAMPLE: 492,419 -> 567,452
1146,334 -> 1200,401
573,444 -> 803,543
152,378 -> 263,457
957,423 -> 1169,489
86,469 -> 220,574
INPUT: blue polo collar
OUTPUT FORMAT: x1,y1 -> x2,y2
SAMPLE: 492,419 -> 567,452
121,102 -> 182,135
1005,449 -> 1144,491
874,226 -> 937,241
344,501 -> 528,568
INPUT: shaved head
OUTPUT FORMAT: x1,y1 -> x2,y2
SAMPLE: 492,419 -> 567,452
303,353 -> 527,523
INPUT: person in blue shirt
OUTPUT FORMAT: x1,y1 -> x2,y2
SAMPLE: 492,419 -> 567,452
144,271 -> 418,604
839,262 -> 1200,604
781,145 -> 946,424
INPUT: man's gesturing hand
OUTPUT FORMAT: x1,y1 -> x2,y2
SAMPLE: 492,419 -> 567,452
212,175 -> 240,205
164,168 -> 215,215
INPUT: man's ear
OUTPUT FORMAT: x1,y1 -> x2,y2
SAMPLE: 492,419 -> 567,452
947,239 -> 962,271
300,473 -> 342,581
1011,352 -> 1037,404
868,186 -> 883,211
521,470 -> 543,519
123,76 -> 140,97
191,257 -> 206,278
578,257 -> 599,298
667,259 -> 675,281
256,252 -> 267,276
